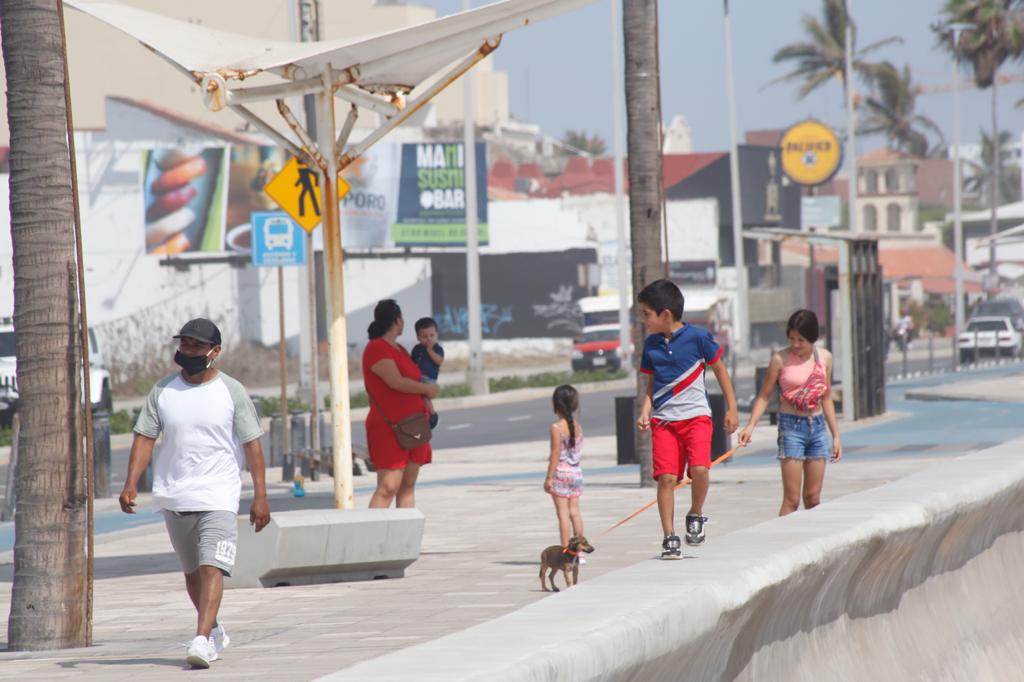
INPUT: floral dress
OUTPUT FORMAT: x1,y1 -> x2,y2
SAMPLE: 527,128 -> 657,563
551,428 -> 584,499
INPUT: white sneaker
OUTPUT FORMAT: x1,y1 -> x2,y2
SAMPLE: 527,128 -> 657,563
186,634 -> 218,669
578,556 -> 587,565
211,624 -> 230,654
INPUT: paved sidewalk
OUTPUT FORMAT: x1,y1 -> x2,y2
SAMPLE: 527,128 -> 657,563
2,367 -> 1022,679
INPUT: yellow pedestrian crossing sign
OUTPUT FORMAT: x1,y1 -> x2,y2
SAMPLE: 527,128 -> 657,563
264,157 -> 351,233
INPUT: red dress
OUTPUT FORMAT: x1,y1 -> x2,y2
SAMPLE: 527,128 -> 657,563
363,338 -> 432,470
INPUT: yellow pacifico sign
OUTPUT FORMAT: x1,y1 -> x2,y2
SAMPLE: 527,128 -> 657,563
779,120 -> 842,186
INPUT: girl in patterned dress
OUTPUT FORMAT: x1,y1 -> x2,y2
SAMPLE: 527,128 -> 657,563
544,385 -> 585,552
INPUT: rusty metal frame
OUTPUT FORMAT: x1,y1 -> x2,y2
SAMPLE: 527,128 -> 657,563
334,85 -> 400,118
338,37 -> 500,169
227,103 -> 310,164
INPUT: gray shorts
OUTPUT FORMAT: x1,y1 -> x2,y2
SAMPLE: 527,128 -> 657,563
163,510 -> 238,576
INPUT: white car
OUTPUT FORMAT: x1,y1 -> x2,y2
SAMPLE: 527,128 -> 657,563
0,317 -> 113,424
958,316 -> 1024,363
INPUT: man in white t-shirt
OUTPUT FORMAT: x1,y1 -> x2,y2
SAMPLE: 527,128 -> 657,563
118,318 -> 270,669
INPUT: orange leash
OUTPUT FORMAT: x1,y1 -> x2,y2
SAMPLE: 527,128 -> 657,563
602,445 -> 741,535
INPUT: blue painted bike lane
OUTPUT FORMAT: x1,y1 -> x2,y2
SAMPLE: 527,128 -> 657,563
4,364 -> 1022,554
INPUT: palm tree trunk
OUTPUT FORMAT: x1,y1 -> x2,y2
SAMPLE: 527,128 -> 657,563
623,0 -> 664,487
2,0 -> 87,650
988,79 -> 998,277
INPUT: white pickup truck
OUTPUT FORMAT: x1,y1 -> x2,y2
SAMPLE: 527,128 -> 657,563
0,316 -> 113,424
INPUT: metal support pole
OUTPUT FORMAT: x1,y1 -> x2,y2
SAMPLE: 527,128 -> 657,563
307,232 -> 320,455
951,24 -> 967,344
293,0 -> 321,407
278,266 -> 290,462
928,334 -> 934,373
611,0 -> 630,365
838,240 -> 855,421
901,337 -> 908,376
844,0 -> 858,235
317,64 -> 355,509
723,0 -> 748,357
463,0 -> 487,395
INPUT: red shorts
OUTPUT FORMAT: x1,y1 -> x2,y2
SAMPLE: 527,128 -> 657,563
651,416 -> 712,480
365,412 -> 432,470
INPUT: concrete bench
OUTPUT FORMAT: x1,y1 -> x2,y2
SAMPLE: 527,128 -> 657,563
225,508 -> 425,589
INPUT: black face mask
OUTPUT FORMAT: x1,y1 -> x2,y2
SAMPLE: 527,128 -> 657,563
174,349 -> 212,376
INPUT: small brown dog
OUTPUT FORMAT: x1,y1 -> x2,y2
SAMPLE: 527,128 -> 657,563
539,535 -> 595,592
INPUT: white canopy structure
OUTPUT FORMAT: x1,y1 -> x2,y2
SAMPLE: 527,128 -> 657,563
67,0 -> 591,167
67,0 -> 594,508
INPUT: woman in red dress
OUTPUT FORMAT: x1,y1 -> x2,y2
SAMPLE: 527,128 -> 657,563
363,300 -> 439,508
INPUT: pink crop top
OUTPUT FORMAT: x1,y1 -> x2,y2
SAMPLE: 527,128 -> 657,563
778,348 -> 829,412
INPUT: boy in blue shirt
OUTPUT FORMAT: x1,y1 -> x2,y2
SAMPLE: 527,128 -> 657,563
411,317 -> 444,428
635,279 -> 739,559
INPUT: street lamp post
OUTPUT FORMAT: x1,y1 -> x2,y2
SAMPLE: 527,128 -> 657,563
611,0 -> 630,364
950,23 -> 970,343
463,0 -> 487,395
723,0 -> 748,358
844,0 -> 858,236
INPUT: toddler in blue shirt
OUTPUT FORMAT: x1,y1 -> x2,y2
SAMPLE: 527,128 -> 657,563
411,317 -> 444,428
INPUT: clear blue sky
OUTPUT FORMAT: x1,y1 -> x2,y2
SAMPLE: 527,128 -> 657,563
417,0 -> 1023,154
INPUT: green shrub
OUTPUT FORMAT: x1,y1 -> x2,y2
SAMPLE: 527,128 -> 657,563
439,383 -> 472,398
256,396 -> 310,417
0,427 -> 11,447
489,369 -> 627,393
109,409 -> 135,435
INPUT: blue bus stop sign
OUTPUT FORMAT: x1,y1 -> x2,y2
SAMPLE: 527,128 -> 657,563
251,211 -> 306,267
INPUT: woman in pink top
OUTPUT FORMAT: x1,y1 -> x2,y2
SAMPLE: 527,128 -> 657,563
738,310 -> 842,516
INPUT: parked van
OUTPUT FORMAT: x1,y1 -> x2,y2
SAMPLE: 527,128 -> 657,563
0,317 -> 112,425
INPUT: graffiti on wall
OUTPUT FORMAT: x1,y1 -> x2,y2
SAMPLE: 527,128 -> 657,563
436,304 -> 514,338
532,285 -> 582,334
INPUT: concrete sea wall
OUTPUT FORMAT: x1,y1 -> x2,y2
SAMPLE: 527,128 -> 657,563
321,441 -> 1024,681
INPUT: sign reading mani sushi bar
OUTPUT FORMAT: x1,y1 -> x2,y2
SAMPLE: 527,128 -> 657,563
779,120 -> 842,187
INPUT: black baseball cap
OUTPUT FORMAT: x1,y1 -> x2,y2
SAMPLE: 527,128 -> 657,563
173,318 -> 221,346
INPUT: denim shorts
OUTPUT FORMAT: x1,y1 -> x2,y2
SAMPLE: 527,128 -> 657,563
777,413 -> 830,460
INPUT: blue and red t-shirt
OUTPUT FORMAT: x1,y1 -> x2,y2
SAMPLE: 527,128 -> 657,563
640,324 -> 722,421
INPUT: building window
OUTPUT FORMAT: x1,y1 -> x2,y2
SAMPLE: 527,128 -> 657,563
865,170 -> 879,194
864,205 -> 878,231
885,168 -> 899,193
887,203 -> 901,232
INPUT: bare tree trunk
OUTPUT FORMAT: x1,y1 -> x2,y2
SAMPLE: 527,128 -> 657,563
2,0 -> 87,650
623,0 -> 664,487
988,78 -> 998,281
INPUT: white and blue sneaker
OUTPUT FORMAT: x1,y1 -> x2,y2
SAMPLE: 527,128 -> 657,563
211,623 -> 230,654
186,634 -> 218,669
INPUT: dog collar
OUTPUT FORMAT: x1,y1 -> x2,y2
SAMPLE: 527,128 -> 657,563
562,547 -> 578,556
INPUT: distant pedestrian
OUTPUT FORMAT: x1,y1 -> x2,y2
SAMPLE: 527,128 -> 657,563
738,309 -> 842,516
118,318 -> 270,669
363,300 -> 438,508
411,316 -> 444,428
544,385 -> 585,557
635,279 -> 739,559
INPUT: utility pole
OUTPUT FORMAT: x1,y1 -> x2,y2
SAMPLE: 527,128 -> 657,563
950,23 -> 971,340
292,0 -> 321,445
463,0 -> 487,395
723,0 -> 748,358
611,0 -> 629,364
844,0 -> 858,236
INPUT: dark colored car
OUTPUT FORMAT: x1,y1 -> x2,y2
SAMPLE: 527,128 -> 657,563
972,299 -> 1024,330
